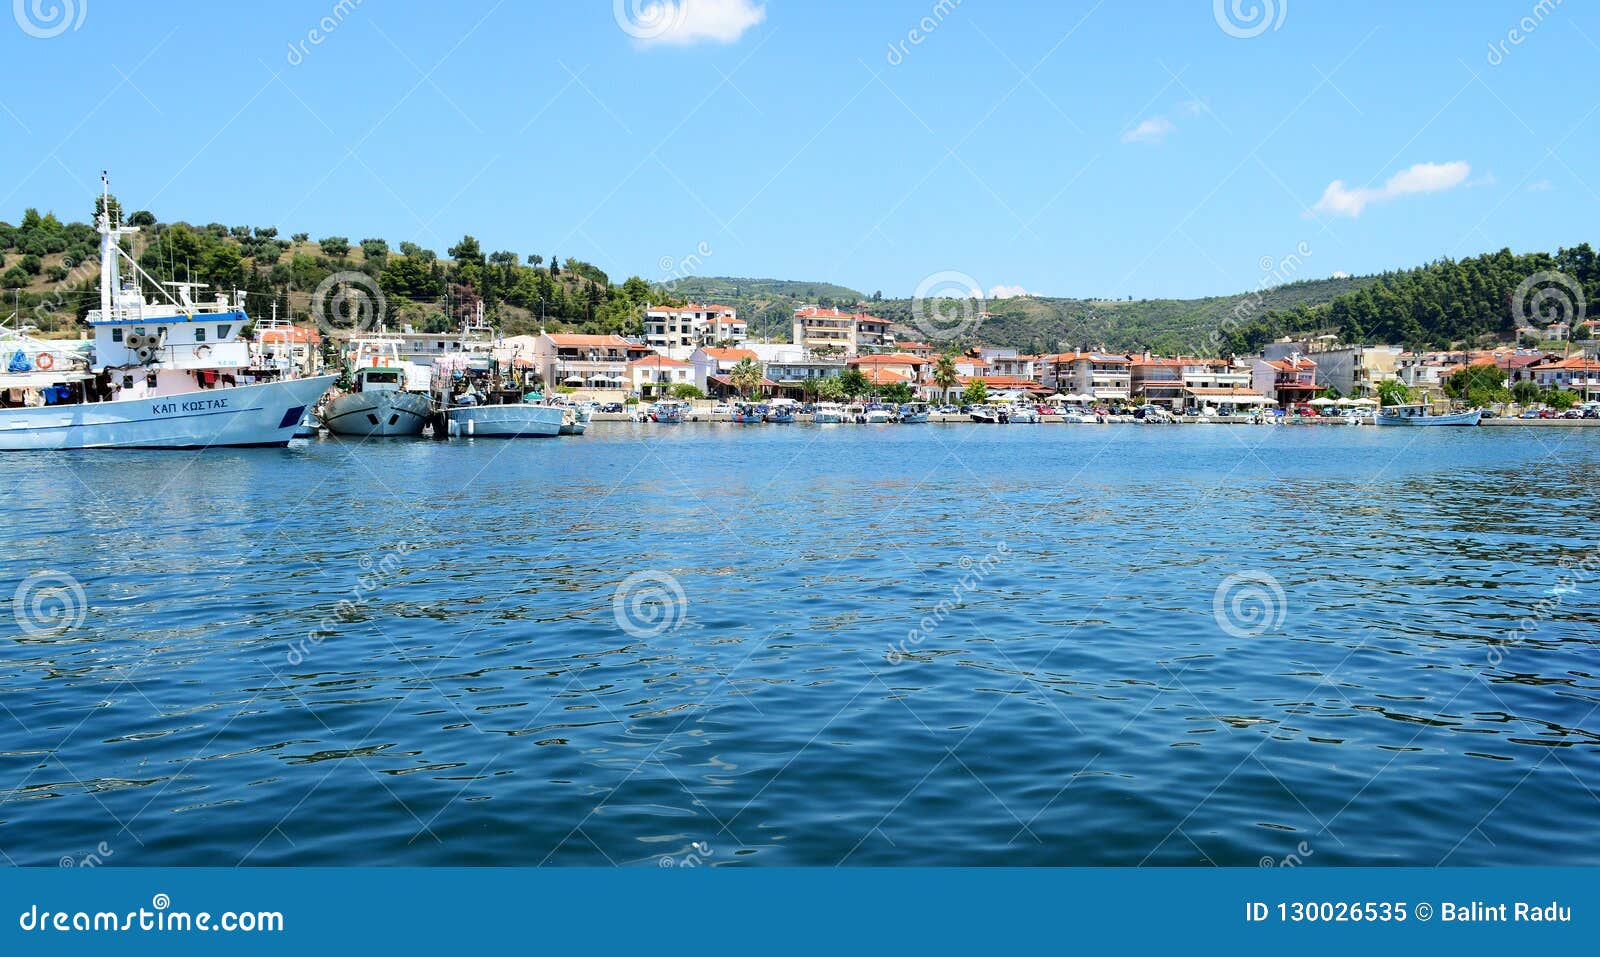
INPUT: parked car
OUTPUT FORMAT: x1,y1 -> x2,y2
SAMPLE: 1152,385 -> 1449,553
711,403 -> 732,416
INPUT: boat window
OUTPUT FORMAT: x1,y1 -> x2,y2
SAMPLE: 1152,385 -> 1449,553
366,372 -> 401,384
111,328 -> 123,342
195,327 -> 206,342
217,325 -> 231,339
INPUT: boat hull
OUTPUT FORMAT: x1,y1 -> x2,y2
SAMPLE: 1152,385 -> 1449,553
0,375 -> 337,451
323,389 -> 433,437
1374,409 -> 1482,427
447,403 -> 565,438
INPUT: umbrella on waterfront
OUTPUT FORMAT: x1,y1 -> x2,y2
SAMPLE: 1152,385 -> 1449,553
1334,397 -> 1357,406
1309,397 -> 1336,406
1351,397 -> 1379,406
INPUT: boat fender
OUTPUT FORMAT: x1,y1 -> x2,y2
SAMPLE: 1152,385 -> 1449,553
34,352 -> 54,371
467,419 -> 474,436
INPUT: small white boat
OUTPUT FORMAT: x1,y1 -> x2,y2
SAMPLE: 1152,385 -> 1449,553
812,402 -> 846,424
863,405 -> 894,424
968,406 -> 1004,424
1006,405 -> 1040,423
559,405 -> 590,435
898,402 -> 930,424
1374,404 -> 1482,427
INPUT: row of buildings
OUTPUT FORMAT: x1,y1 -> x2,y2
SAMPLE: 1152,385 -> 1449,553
286,300 -> 1600,408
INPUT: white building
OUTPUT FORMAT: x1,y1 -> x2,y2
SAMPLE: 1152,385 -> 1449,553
643,303 -> 746,360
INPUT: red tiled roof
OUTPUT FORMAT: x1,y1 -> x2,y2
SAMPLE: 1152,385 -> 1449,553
257,325 -> 322,344
630,355 -> 692,368
700,347 -> 759,361
547,333 -> 632,347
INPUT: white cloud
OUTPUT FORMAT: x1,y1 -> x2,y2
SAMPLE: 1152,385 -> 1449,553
1120,116 -> 1174,144
626,0 -> 765,47
1332,271 -> 1350,279
1310,160 -> 1471,218
987,285 -> 1037,299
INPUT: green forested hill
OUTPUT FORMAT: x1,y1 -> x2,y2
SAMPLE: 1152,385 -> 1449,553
1229,246 -> 1599,353
858,275 -> 1377,355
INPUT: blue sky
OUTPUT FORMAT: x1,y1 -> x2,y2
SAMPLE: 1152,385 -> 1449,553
2,0 -> 1597,300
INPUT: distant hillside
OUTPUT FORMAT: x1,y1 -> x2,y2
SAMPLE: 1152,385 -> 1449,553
861,275 -> 1378,355
1239,246 -> 1600,353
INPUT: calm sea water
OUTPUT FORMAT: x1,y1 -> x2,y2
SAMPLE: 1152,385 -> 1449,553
3,423 -> 1599,866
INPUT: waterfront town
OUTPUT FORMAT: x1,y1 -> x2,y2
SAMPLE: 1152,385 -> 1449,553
247,299 -> 1600,419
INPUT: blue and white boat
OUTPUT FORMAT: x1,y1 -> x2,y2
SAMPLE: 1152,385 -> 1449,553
0,175 -> 335,451
1374,403 -> 1482,427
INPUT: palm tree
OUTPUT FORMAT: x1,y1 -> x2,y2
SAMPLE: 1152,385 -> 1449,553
932,353 -> 960,404
730,358 -> 764,398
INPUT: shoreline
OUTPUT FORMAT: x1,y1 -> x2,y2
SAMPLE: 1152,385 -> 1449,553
586,412 -> 1600,427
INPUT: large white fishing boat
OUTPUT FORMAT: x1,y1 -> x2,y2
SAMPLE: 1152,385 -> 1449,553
322,332 -> 434,437
1374,404 -> 1482,427
0,175 -> 335,451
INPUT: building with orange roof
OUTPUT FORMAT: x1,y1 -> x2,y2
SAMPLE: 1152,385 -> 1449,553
534,332 -> 635,392
690,346 -> 762,393
791,306 -> 893,355
253,323 -> 323,375
847,353 -> 929,384
644,302 -> 745,360
1251,355 -> 1319,407
1531,353 -> 1600,400
1038,352 -> 1132,401
630,354 -> 696,397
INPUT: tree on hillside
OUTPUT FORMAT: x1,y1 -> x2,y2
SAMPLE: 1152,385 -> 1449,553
527,254 -> 543,268
359,238 -> 389,262
318,236 -> 350,257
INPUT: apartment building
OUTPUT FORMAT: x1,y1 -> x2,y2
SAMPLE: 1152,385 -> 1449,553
643,303 -> 747,360
791,306 -> 893,355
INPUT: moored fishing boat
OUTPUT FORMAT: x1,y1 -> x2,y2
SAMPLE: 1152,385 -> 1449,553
730,403 -> 766,423
322,332 -> 433,437
1374,404 -> 1482,427
863,404 -> 894,424
0,175 -> 335,451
